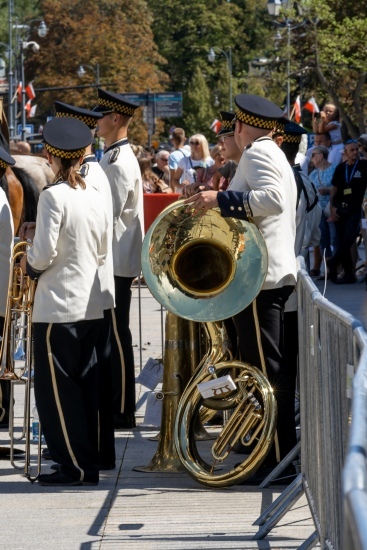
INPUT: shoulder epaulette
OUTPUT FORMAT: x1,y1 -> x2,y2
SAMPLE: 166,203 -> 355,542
109,148 -> 120,164
79,164 -> 89,177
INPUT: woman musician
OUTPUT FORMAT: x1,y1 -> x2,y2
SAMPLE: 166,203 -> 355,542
20,117 -> 108,486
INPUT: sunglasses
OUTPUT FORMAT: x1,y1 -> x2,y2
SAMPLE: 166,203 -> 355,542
190,141 -> 200,146
160,158 -> 169,162
346,139 -> 358,144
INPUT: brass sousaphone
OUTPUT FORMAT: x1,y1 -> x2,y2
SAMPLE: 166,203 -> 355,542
142,200 -> 277,487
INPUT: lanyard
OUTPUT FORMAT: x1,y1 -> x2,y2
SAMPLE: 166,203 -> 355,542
345,160 -> 359,185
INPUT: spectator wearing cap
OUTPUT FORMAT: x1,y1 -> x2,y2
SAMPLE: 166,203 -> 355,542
328,139 -> 367,283
306,131 -> 343,168
20,116 -> 109,486
184,93 -> 298,484
0,146 -> 15,429
168,128 -> 190,192
95,88 -> 144,429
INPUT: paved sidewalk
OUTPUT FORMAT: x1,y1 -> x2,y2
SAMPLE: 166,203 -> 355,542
0,285 -> 318,549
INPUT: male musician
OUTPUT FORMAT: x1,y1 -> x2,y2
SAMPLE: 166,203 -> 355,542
0,147 -> 15,429
185,94 -> 298,484
95,88 -> 144,429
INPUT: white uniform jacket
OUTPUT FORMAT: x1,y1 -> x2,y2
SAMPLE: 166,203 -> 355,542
99,139 -> 144,277
0,188 -> 14,317
27,180 -> 108,323
229,137 -> 297,290
81,156 -> 115,311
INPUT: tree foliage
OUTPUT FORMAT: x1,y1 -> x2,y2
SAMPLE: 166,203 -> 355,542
19,0 -> 169,143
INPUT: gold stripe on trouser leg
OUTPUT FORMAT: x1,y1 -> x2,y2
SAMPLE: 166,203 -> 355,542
46,323 -> 84,481
252,300 -> 280,463
0,384 -> 4,422
111,309 -> 125,413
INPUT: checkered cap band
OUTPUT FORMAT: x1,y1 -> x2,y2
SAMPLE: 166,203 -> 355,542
283,134 -> 302,143
45,143 -> 86,159
235,109 -> 277,129
55,111 -> 97,129
98,97 -> 135,117
0,159 -> 9,170
222,119 -> 235,131
274,122 -> 285,133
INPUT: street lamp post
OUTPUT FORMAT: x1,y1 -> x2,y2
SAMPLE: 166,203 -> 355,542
208,47 -> 233,111
20,40 -> 39,141
77,64 -> 100,86
267,0 -> 304,118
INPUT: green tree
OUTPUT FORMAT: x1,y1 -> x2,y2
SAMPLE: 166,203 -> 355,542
184,66 -> 214,137
21,0 -> 169,143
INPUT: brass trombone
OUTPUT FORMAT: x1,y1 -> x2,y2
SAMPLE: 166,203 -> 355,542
0,240 -> 41,482
141,201 -> 277,487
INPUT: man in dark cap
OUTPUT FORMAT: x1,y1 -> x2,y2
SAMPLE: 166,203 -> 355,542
185,94 -> 298,484
95,88 -> 144,429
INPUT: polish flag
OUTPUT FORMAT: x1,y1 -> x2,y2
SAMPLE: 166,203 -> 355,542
17,82 -> 22,103
210,119 -> 222,133
292,95 -> 301,122
25,99 -> 32,118
27,103 -> 37,118
303,96 -> 319,113
25,82 -> 36,101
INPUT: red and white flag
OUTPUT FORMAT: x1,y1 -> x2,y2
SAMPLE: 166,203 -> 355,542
25,82 -> 36,101
303,96 -> 319,113
210,119 -> 222,134
292,95 -> 301,122
27,103 -> 37,118
16,81 -> 23,103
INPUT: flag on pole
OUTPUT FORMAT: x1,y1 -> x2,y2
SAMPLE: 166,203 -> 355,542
29,103 -> 37,118
292,95 -> 301,122
25,99 -> 31,118
210,119 -> 221,133
16,82 -> 22,103
303,96 -> 319,113
25,82 -> 36,101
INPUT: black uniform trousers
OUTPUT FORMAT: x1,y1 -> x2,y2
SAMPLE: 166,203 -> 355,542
33,320 -> 102,483
95,309 -> 115,465
0,316 -> 10,425
111,276 -> 136,416
328,207 -> 361,277
232,285 -> 296,466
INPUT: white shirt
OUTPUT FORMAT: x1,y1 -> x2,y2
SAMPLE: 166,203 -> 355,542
229,137 -> 297,290
100,139 -> 144,277
0,188 -> 14,317
81,156 -> 115,310
27,180 -> 108,323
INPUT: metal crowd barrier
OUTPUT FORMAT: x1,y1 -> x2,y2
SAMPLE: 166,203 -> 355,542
254,256 -> 367,549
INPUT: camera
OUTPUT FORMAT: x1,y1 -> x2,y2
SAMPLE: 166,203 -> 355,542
314,112 -> 321,119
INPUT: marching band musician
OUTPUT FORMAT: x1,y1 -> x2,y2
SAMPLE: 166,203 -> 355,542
0,147 -> 15,430
53,101 -> 116,470
94,88 -> 144,430
20,117 -> 109,486
184,94 -> 298,484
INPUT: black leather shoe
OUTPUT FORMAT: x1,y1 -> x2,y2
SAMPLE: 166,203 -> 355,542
42,448 -> 52,461
51,462 -> 115,472
239,464 -> 297,486
37,471 -> 98,486
114,414 -> 136,430
335,274 -> 356,284
38,471 -> 80,485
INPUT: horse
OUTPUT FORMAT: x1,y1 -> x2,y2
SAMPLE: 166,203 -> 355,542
0,102 -> 40,235
11,154 -> 54,194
